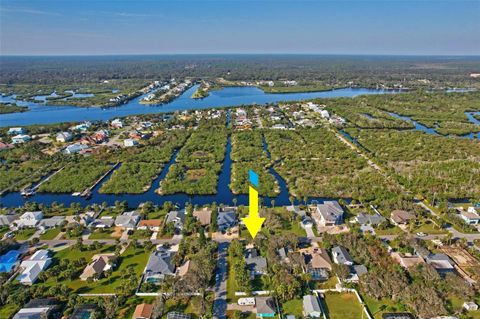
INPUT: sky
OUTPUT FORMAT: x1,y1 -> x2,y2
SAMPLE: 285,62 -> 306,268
0,0 -> 479,56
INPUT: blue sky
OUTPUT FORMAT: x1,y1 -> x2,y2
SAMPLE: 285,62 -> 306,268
1,0 -> 479,55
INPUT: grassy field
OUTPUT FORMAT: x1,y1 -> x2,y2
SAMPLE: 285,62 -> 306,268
39,227 -> 62,240
282,298 -> 303,317
14,228 -> 37,240
88,228 -> 117,240
362,294 -> 405,319
322,293 -> 364,319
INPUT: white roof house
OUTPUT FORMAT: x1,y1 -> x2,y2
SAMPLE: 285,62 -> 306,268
114,211 -> 140,230
111,118 -> 123,128
56,131 -> 73,143
8,127 -> 25,135
64,143 -> 89,154
14,211 -> 43,228
124,138 -> 138,147
303,295 -> 322,318
17,250 -> 52,285
12,134 -> 32,144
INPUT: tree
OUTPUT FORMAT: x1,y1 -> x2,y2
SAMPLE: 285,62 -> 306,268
101,296 -> 119,319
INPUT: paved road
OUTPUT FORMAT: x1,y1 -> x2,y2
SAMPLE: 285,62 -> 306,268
213,242 -> 229,319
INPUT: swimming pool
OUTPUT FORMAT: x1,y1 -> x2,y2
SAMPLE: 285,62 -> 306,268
0,249 -> 20,272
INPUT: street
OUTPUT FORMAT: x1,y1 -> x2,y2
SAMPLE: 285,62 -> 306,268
213,241 -> 229,319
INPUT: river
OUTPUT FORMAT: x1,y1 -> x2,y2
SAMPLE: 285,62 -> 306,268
0,85 -> 402,127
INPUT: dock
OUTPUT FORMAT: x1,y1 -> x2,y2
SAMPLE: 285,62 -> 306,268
20,166 -> 65,197
79,162 -> 120,197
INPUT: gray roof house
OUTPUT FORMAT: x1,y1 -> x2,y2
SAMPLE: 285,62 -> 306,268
245,248 -> 267,277
38,216 -> 65,230
346,264 -> 368,282
13,298 -> 60,319
314,201 -> 344,227
217,210 -> 237,232
332,246 -> 354,265
426,253 -> 455,274
303,295 -> 322,318
90,217 -> 114,228
0,214 -> 18,227
356,213 -> 386,226
166,209 -> 186,230
114,211 -> 140,230
144,249 -> 176,283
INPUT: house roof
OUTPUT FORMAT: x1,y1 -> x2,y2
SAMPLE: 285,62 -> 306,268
246,256 -> 267,273
217,211 -> 236,227
305,248 -> 332,270
115,212 -> 140,228
316,201 -> 344,222
193,208 -> 212,226
0,214 -> 18,226
426,253 -> 455,270
303,295 -> 322,315
145,250 -> 175,276
352,264 -> 368,277
166,210 -> 186,225
80,255 -> 114,280
356,213 -> 386,225
39,216 -> 65,228
255,297 -> 276,315
332,246 -> 353,264
391,252 -> 425,268
391,210 -> 415,224
138,219 -> 162,227
176,260 -> 192,277
132,303 -> 153,319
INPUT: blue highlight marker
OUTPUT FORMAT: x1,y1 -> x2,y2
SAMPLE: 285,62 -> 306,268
249,169 -> 259,188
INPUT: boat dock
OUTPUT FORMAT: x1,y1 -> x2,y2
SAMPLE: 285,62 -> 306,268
79,162 -> 120,197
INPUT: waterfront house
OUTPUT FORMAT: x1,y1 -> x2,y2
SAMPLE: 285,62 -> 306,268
80,254 -> 116,281
124,138 -> 139,147
111,118 -> 124,129
132,303 -> 153,319
56,131 -> 73,143
255,297 -> 276,318
13,211 -> 43,229
390,210 -> 415,226
303,295 -> 322,318
217,208 -> 237,232
332,246 -> 353,265
8,127 -> 25,135
304,247 -> 332,281
71,121 -> 92,132
137,219 -> 162,232
0,213 -> 18,227
13,298 -> 60,319
165,209 -> 186,231
313,201 -> 344,227
12,134 -> 32,144
90,217 -> 114,228
115,211 -> 140,230
143,248 -> 176,284
17,249 -> 52,285
38,216 -> 65,231
193,207 -> 212,226
460,208 -> 480,225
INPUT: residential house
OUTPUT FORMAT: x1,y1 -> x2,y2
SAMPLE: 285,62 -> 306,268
12,134 -> 32,144
303,295 -> 322,318
56,131 -> 73,143
355,212 -> 386,226
71,305 -> 97,319
331,246 -> 353,266
8,127 -> 25,135
93,129 -> 109,143
382,314 -> 415,319
137,219 -> 162,232
346,264 -> 368,282
13,298 -> 61,319
71,122 -> 91,132
176,260 -> 192,277
286,205 -> 306,218
124,138 -> 139,147
13,211 -> 43,229
167,312 -> 191,319
255,297 -> 276,318
90,217 -> 114,228
0,213 -> 18,227
133,303 -> 153,319
460,208 -> 480,225
313,201 -> 344,227
426,253 -> 455,275
17,249 -> 52,285
0,141 -> 14,151
144,248 -> 176,283
79,254 -> 116,281
304,248 -> 332,281
217,208 -> 237,232
38,216 -> 65,231
193,207 -> 212,226
390,210 -> 415,226
115,211 -> 140,230
111,118 -> 124,129
166,209 -> 186,231
245,248 -> 267,278
463,302 -> 478,311
391,252 -> 425,269
64,143 -> 89,154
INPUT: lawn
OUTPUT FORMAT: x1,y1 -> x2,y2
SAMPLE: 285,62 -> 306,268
226,255 -> 238,302
0,303 -> 19,319
412,221 -> 448,235
39,227 -> 62,240
14,228 -> 37,240
322,293 -> 364,319
89,229 -> 117,240
310,276 -> 338,290
362,294 -> 405,319
282,298 -> 303,317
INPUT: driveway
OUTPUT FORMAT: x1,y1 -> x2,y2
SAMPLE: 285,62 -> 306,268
213,242 -> 229,319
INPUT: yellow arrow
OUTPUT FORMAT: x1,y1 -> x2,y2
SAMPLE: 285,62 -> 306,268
242,185 -> 265,239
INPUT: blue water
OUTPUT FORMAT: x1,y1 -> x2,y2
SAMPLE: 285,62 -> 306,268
0,85 -> 401,127
0,250 -> 20,272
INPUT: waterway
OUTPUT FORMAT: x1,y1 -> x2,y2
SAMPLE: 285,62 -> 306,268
0,85 -> 402,127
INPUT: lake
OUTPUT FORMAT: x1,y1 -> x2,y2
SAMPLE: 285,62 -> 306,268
0,85 -> 402,127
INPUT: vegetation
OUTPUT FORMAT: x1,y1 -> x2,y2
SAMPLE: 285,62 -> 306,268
0,103 -> 27,114
100,162 -> 162,194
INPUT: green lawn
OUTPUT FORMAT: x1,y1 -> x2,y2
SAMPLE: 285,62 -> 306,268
226,255 -> 238,302
0,303 -> 19,319
282,298 -> 303,317
412,221 -> 447,235
39,228 -> 62,240
89,229 -> 116,240
362,294 -> 405,319
374,225 -> 404,236
310,276 -> 338,290
323,293 -> 364,319
14,228 -> 37,240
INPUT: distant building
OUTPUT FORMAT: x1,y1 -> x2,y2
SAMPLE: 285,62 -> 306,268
390,210 -> 415,225
8,127 -> 25,135
304,248 -> 332,281
426,253 -> 455,275
382,313 -> 415,319
217,208 -> 237,232
38,216 -> 65,231
355,212 -> 386,226
0,141 -> 14,151
246,248 -> 267,277
124,138 -> 139,147
11,134 -> 31,144
303,295 -> 322,318
90,217 -> 114,228
64,143 -> 89,154
56,131 -> 73,143
166,209 -> 186,231
17,250 -> 52,285
460,208 -> 480,225
0,214 -> 18,227
111,118 -> 124,129
391,252 -> 425,269
313,201 -> 344,227
463,302 -> 478,311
